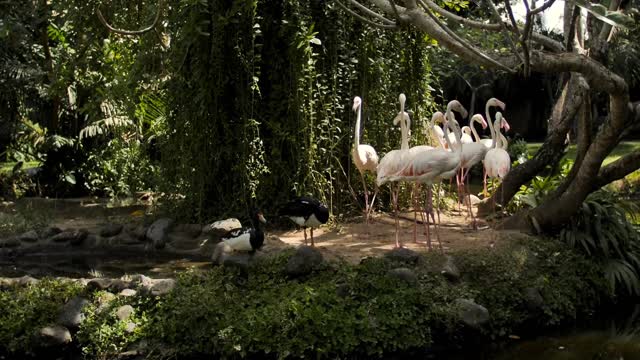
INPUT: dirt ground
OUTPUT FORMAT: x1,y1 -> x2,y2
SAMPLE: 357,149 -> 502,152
270,205 -> 512,264
5,197 -> 513,265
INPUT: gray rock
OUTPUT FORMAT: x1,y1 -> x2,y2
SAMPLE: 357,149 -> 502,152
57,296 -> 90,328
18,230 -> 40,243
150,279 -> 176,297
108,279 -> 130,292
286,245 -> 324,277
0,237 -> 20,248
172,223 -> 203,238
40,226 -> 62,239
387,267 -> 418,286
86,278 -> 113,291
384,247 -> 420,264
99,223 -> 123,237
441,255 -> 460,282
119,289 -> 137,297
221,253 -> 252,271
116,305 -> 134,321
111,233 -> 139,246
524,287 -> 544,311
96,292 -> 116,313
124,322 -> 137,333
49,229 -> 88,245
130,274 -> 153,288
455,298 -> 490,328
125,224 -> 148,241
168,233 -> 202,250
203,218 -> 242,238
146,218 -> 174,249
35,325 -> 71,347
17,275 -> 38,286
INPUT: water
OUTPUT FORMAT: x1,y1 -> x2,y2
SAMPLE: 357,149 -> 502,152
0,251 -> 210,279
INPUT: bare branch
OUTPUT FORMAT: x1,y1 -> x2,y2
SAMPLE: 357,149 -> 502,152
531,0 -> 557,15
418,0 -> 516,72
502,0 -> 525,64
389,0 -> 402,21
420,0 -> 564,51
348,0 -> 396,25
335,0 -> 399,29
96,1 -> 163,36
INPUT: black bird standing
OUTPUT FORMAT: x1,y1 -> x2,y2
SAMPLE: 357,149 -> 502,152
279,196 -> 329,246
212,208 -> 267,263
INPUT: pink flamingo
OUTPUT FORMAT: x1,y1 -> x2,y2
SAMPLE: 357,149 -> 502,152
483,112 -> 512,199
351,96 -> 379,224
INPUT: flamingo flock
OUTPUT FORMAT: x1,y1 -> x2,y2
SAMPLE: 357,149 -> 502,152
352,94 -> 512,250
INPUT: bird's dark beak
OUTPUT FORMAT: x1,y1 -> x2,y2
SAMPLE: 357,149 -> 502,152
258,213 -> 267,224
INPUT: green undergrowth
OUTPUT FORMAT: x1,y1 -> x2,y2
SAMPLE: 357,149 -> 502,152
0,236 -> 615,359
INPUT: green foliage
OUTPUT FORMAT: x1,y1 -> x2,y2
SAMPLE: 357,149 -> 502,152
507,138 -> 529,164
0,205 -> 51,237
0,279 -> 82,353
559,190 -> 640,295
76,292 -> 151,359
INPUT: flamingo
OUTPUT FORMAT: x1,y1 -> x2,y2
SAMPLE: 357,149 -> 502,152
430,112 -> 447,148
376,93 -> 412,248
448,126 -> 473,146
395,100 -> 467,250
351,96 -> 379,224
483,112 -> 512,199
479,97 -> 507,149
457,114 -> 489,228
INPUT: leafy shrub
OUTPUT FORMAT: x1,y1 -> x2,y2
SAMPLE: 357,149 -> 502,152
559,190 -> 640,295
76,292 -> 152,359
0,279 -> 82,353
507,138 -> 529,163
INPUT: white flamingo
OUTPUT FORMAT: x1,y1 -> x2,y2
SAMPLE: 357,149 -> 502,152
430,112 -> 447,148
395,100 -> 467,250
480,97 -> 507,149
457,114 -> 488,227
376,93 -> 412,248
352,96 -> 379,224
483,112 -> 512,199
448,126 -> 473,146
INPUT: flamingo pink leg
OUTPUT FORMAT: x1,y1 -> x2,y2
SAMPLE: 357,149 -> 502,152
360,171 -> 370,225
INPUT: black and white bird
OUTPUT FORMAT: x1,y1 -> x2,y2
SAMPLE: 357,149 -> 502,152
279,196 -> 329,246
213,208 -> 267,263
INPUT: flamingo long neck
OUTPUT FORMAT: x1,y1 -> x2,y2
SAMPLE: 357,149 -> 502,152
400,100 -> 409,150
354,104 -> 361,149
499,131 -> 508,150
493,117 -> 503,149
486,101 -> 497,149
444,111 -> 462,155
470,116 -> 483,142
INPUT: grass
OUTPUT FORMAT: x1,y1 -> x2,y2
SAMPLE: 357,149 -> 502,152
0,161 -> 41,175
526,141 -> 640,166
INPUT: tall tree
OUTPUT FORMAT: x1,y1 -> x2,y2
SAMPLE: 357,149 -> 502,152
338,0 -> 639,233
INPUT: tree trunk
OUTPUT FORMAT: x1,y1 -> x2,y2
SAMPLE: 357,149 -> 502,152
477,74 -> 586,216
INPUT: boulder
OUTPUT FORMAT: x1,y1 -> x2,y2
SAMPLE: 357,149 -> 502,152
119,289 -> 137,297
39,226 -> 62,239
146,218 -> 174,250
387,267 -> 418,286
116,305 -> 134,321
203,218 -> 242,239
455,298 -> 490,328
384,247 -> 420,264
57,296 -> 90,329
35,325 -> 71,347
99,224 -> 123,237
96,292 -> 116,313
17,275 -> 38,286
0,237 -> 20,248
149,279 -> 176,297
49,229 -> 88,245
286,246 -> 323,277
86,278 -> 113,291
18,230 -> 39,243
125,224 -> 148,241
441,255 -> 461,282
108,279 -> 130,292
168,233 -> 202,250
524,287 -> 544,311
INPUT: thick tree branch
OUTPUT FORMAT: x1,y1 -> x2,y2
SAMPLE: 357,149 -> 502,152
349,0 -> 396,24
419,0 -> 564,51
96,1 -> 163,36
596,150 -> 640,188
335,0 -> 399,29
